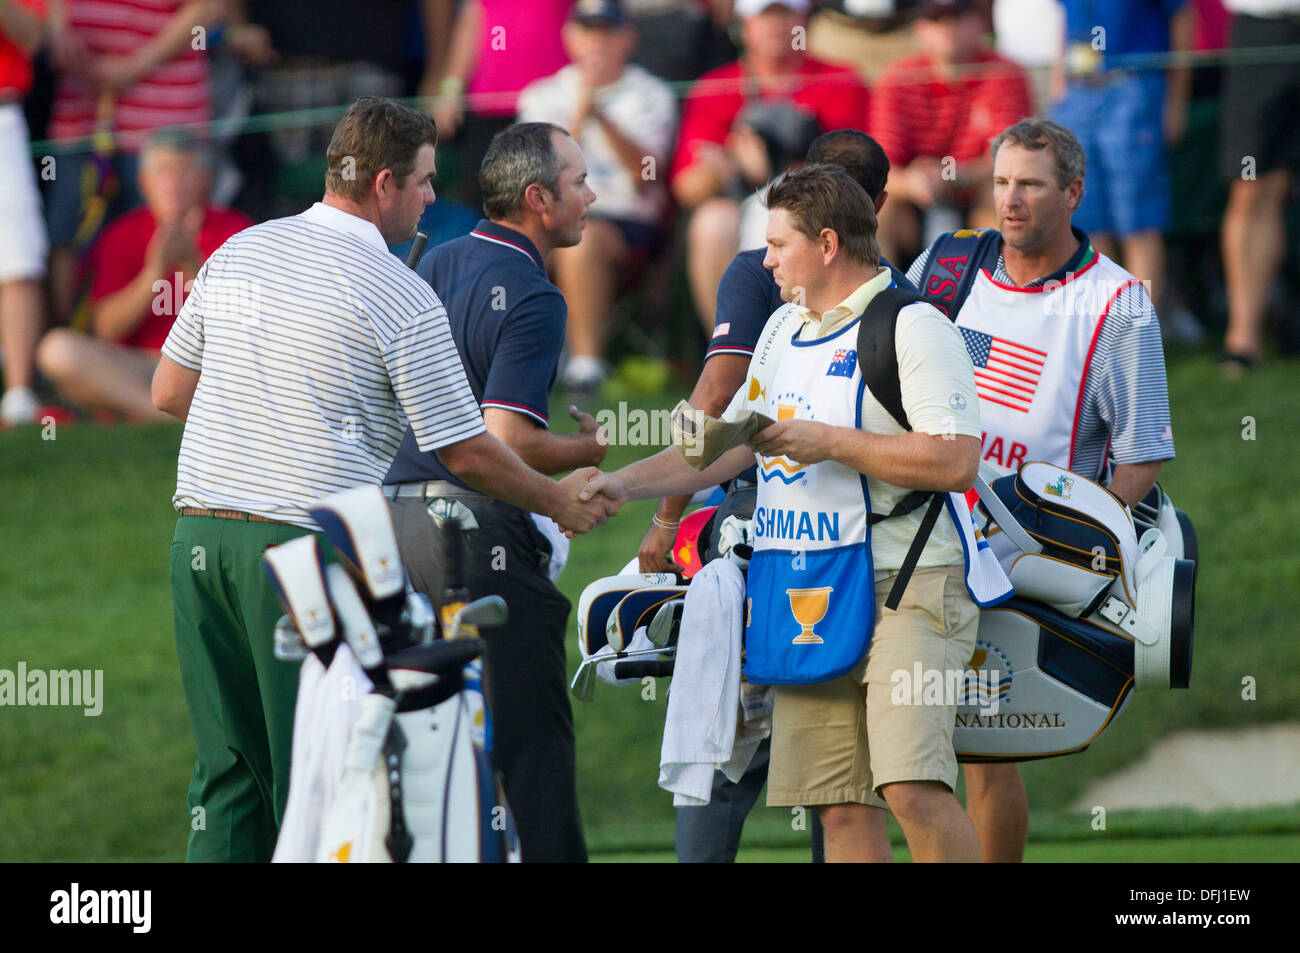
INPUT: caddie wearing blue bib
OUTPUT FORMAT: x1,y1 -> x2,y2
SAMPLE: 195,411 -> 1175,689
581,164 -> 1011,862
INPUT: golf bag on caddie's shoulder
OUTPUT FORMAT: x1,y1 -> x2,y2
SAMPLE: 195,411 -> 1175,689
954,461 -> 1197,762
263,485 -> 520,862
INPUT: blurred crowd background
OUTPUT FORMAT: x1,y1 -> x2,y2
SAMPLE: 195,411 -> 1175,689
3,0 -> 1299,427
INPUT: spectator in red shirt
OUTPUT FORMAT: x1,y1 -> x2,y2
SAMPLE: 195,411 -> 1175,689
870,0 -> 1031,264
670,0 -> 870,333
37,131 -> 252,421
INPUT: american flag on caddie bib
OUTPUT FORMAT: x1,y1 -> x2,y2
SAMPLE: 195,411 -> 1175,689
959,327 -> 1045,414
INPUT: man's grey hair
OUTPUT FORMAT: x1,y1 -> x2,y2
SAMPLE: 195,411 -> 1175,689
990,118 -> 1086,188
141,128 -> 213,169
479,122 -> 570,221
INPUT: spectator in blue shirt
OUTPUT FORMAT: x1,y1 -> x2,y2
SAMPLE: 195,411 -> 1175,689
384,122 -> 606,862
1051,0 -> 1193,318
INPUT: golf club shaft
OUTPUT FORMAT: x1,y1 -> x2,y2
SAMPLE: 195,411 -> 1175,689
405,231 -> 430,270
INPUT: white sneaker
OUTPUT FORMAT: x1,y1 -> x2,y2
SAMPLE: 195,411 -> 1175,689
0,387 -> 39,426
562,356 -> 607,397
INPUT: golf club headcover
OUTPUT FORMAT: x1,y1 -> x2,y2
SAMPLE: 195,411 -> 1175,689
325,563 -> 385,675
309,486 -> 407,620
607,586 -> 689,652
264,535 -> 337,655
577,572 -> 680,656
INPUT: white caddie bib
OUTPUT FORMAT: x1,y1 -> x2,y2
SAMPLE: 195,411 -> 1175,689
954,260 -> 1142,479
741,309 -> 1014,686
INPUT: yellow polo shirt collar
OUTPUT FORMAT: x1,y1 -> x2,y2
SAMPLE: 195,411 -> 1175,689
796,267 -> 893,338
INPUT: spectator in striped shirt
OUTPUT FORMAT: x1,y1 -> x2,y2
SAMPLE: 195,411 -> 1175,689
870,0 -> 1031,266
37,130 -> 253,421
151,97 -> 616,862
42,0 -> 226,323
908,118 -> 1175,862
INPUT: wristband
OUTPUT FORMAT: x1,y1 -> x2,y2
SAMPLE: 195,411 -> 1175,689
652,515 -> 680,532
438,77 -> 465,98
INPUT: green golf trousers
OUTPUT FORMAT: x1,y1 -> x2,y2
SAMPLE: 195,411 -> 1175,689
169,514 -> 318,862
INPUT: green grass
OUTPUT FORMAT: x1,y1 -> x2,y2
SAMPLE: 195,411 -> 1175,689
594,834 -> 1300,863
2,353 -> 1298,861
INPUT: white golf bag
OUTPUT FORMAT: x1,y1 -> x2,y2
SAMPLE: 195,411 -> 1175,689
265,485 -> 520,862
954,462 -> 1196,761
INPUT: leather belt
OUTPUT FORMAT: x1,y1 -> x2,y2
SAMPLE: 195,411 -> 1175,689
180,506 -> 293,525
383,481 -> 485,501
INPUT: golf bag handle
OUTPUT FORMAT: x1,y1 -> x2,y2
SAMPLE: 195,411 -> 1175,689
973,474 -> 1041,555
612,660 -> 676,679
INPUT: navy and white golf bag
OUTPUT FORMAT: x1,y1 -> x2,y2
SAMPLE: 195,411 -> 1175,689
265,485 -> 520,862
954,462 -> 1196,762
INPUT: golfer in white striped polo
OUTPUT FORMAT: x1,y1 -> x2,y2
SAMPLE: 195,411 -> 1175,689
152,97 -> 615,862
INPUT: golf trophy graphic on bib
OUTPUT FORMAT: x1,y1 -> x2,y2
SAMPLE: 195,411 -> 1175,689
787,586 -> 831,644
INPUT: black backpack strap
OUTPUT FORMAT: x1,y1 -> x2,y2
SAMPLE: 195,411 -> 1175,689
884,494 -> 947,611
857,286 -> 925,432
855,284 -> 948,609
916,228 -> 1002,321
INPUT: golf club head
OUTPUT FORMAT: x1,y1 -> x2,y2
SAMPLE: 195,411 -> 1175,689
577,572 -> 679,656
401,590 -> 437,645
453,595 -> 508,632
646,598 -> 684,649
308,485 -> 406,603
324,563 -> 385,673
273,615 -> 310,661
263,535 -> 337,650
426,497 -> 479,532
570,657 -> 598,702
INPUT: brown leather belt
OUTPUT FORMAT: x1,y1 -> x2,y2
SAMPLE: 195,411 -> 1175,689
180,506 -> 292,525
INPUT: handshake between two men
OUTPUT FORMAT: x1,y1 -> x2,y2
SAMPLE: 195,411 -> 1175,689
566,402 -> 855,535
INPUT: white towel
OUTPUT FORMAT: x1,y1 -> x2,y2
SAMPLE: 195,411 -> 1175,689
530,513 -> 570,583
272,645 -> 372,862
659,560 -> 765,806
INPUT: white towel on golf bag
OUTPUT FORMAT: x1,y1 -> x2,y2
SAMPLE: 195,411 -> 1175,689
659,559 -> 764,806
317,691 -> 396,862
273,644 -> 372,863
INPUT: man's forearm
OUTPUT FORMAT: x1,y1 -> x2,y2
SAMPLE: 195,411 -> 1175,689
653,353 -> 749,520
136,0 -> 227,75
94,268 -> 165,341
0,0 -> 45,54
619,444 -> 753,501
828,428 -> 979,493
595,110 -> 660,187
444,431 -> 566,518
513,430 -> 605,475
672,151 -> 731,209
1107,461 -> 1163,508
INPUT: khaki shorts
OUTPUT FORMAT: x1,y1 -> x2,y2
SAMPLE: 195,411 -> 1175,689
766,564 -> 979,809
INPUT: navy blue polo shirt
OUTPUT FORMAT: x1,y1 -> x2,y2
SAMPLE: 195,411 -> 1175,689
384,220 -> 566,488
706,247 -> 915,361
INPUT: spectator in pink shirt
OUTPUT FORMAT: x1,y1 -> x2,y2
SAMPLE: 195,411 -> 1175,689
432,0 -> 576,211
